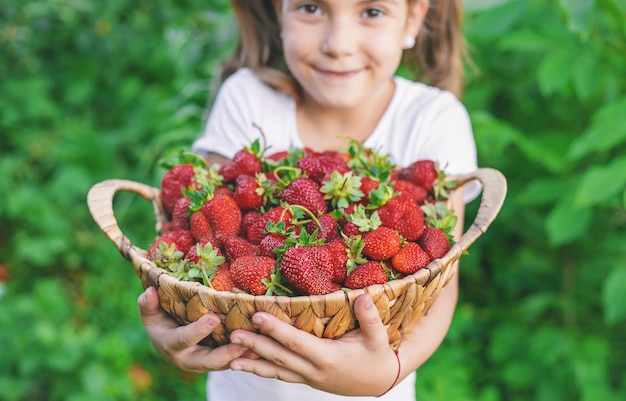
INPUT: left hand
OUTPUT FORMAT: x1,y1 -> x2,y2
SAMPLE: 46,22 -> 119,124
228,293 -> 400,397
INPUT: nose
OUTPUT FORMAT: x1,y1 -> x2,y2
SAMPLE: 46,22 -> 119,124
321,17 -> 358,57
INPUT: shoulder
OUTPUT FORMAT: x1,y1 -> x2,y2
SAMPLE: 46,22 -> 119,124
391,76 -> 468,118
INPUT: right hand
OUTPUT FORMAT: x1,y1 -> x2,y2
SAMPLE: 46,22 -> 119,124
138,286 -> 253,373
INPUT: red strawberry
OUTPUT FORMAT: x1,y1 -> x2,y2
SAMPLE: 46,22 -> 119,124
398,160 -> 438,192
241,210 -> 264,238
202,194 -> 242,238
280,245 -> 338,295
259,233 -> 287,259
358,176 -> 380,205
234,175 -> 264,210
306,213 -> 338,242
161,164 -> 195,213
171,197 -> 191,231
211,266 -> 236,292
189,211 -> 215,243
362,226 -> 401,260
162,230 -> 194,254
295,153 -> 350,184
393,179 -> 428,205
326,239 -> 349,284
281,177 -> 328,215
391,242 -> 431,274
417,227 -> 451,259
377,196 -> 425,241
186,240 -> 223,264
220,235 -> 259,263
344,261 -> 389,289
247,206 -> 297,244
218,147 -> 263,183
230,256 -> 276,295
341,221 -> 362,237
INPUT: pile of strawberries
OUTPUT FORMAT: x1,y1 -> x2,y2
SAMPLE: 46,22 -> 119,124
147,139 -> 458,296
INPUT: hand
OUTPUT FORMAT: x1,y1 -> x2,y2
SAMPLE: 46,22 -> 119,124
227,294 -> 401,396
138,286 -> 252,373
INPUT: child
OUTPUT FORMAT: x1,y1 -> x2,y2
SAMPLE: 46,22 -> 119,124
137,0 -> 480,399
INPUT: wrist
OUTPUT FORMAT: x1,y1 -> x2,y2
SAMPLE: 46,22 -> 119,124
379,348 -> 401,397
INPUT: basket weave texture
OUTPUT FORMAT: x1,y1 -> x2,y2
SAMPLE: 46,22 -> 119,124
87,168 -> 506,348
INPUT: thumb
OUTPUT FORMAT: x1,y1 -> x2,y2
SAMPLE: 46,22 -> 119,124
138,286 -> 174,326
354,293 -> 388,346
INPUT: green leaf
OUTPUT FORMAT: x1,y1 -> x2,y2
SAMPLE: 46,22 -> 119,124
559,0 -> 594,37
545,195 -> 591,246
571,50 -> 603,101
568,97 -> 626,160
574,157 -> 626,207
603,266 -> 626,324
517,178 -> 568,205
537,48 -> 577,96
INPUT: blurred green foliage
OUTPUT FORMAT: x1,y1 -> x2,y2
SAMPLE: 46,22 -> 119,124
1,0 -> 625,400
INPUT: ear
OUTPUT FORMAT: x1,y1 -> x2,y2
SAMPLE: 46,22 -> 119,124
405,0 -> 430,38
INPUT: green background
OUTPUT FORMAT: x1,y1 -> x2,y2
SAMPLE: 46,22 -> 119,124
1,0 -> 625,400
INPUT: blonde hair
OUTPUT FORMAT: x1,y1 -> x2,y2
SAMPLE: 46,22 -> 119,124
221,0 -> 466,98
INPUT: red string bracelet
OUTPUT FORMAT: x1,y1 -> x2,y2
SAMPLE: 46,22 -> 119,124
379,349 -> 401,397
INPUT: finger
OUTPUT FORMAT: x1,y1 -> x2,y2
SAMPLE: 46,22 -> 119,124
137,287 -> 177,328
353,294 -> 388,347
139,287 -> 221,352
230,354 -> 305,384
230,315 -> 313,369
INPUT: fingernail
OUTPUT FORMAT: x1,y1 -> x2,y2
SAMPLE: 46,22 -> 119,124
252,313 -> 265,325
205,314 -> 219,328
231,363 -> 242,371
231,336 -> 242,345
363,294 -> 373,310
138,292 -> 146,306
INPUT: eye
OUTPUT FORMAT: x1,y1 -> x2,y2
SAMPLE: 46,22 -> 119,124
362,7 -> 385,18
298,3 -> 322,15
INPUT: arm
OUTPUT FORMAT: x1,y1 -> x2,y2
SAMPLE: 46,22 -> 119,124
227,189 -> 467,396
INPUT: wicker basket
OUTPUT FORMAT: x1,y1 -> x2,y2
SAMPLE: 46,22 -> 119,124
87,168 -> 506,348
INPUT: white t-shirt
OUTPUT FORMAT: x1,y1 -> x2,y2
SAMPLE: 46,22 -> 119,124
192,68 -> 479,401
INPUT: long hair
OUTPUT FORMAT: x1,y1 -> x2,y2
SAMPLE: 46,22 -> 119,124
221,0 -> 466,99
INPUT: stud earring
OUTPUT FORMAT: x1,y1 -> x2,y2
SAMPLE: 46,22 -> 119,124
403,36 -> 416,50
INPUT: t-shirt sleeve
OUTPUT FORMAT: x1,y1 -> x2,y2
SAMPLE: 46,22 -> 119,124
418,93 -> 481,204
192,70 -> 260,159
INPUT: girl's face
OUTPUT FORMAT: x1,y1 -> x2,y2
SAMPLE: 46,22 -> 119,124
276,0 -> 428,111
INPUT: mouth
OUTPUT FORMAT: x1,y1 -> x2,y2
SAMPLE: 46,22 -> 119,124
316,68 -> 361,79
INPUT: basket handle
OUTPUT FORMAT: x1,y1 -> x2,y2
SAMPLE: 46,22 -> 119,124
87,179 -> 165,260
451,167 -> 507,256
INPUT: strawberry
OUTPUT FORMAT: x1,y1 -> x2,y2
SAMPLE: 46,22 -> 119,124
341,221 -> 362,237
393,179 -> 428,205
280,244 -> 338,295
218,140 -> 264,183
326,239 -> 349,284
417,227 -> 451,259
241,210 -> 263,238
306,213 -> 338,242
149,230 -> 194,256
161,164 -> 195,213
344,261 -> 389,289
202,194 -> 242,238
362,226 -> 401,260
377,196 -> 425,241
210,266 -> 236,292
234,174 -> 264,210
281,177 -> 328,215
295,153 -> 350,184
398,160 -> 438,192
358,176 -> 380,205
171,197 -> 191,231
247,206 -> 298,244
259,233 -> 287,259
186,240 -> 223,264
391,242 -> 431,274
230,256 -> 276,295
319,171 -> 364,209
220,234 -> 259,263
189,211 -> 215,243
